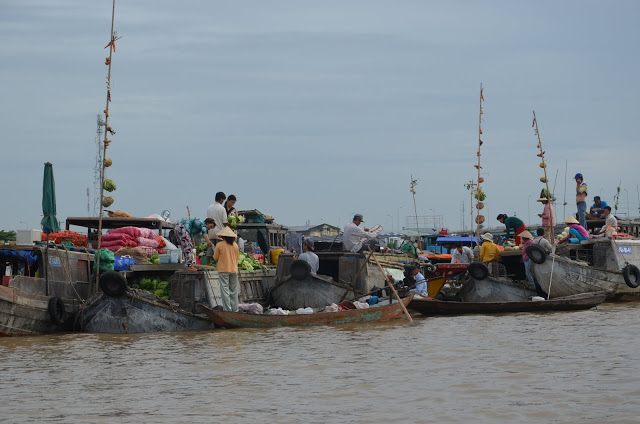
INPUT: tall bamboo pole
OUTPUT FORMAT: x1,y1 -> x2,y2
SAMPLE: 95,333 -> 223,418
532,111 -> 554,241
410,176 -> 420,247
475,84 -> 485,243
96,0 -> 118,292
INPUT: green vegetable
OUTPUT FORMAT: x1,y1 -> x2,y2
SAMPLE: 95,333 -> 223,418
103,179 -> 117,192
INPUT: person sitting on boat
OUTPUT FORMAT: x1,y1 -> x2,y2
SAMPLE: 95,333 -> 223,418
594,206 -> 618,238
297,239 -> 319,275
451,244 -> 474,264
533,227 -> 553,253
479,232 -> 501,261
403,263 -> 429,297
496,214 -> 527,246
558,216 -> 591,244
213,227 -> 240,312
520,230 -> 537,292
343,214 -> 380,253
586,196 -> 608,220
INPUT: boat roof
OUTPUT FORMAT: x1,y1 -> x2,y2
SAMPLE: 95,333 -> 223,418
66,217 -> 176,230
435,236 -> 479,244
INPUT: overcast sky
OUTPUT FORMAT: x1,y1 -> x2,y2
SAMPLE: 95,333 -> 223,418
1,0 -> 639,234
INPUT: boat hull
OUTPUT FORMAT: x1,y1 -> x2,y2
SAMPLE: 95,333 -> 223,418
0,285 -> 66,336
532,254 -> 640,301
199,296 -> 412,329
270,274 -> 352,310
458,277 -> 537,303
79,292 -> 215,334
409,292 -> 607,315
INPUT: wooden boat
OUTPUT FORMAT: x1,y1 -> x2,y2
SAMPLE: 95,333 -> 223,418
79,290 -> 215,333
458,275 -> 537,303
1,244 -> 92,336
409,292 -> 607,315
271,252 -> 465,310
530,239 -> 640,301
199,295 -> 413,329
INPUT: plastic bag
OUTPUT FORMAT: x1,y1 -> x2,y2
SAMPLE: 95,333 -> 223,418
323,303 -> 339,312
238,303 -> 264,315
296,307 -> 314,314
94,249 -> 115,272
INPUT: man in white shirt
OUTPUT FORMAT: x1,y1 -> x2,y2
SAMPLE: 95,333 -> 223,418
207,191 -> 228,241
596,206 -> 618,237
343,214 -> 380,253
451,244 -> 474,264
297,239 -> 319,275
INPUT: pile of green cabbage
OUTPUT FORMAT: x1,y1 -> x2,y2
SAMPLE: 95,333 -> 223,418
238,252 -> 264,272
129,277 -> 171,299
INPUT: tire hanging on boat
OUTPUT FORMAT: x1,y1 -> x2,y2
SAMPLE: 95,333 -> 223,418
526,244 -> 547,265
48,296 -> 67,325
622,264 -> 640,289
290,259 -> 311,281
468,261 -> 489,281
99,271 -> 128,297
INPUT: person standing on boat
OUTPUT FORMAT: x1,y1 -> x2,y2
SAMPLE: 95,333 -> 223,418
207,191 -> 228,241
204,218 -> 216,263
537,196 -> 556,241
174,222 -> 197,272
297,239 -> 319,275
213,227 -> 240,312
496,214 -> 527,246
587,196 -> 608,220
520,230 -> 537,292
343,214 -> 380,253
224,194 -> 239,218
574,173 -> 588,229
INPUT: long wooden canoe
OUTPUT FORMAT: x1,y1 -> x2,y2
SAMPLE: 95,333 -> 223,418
199,295 -> 413,329
408,292 -> 607,316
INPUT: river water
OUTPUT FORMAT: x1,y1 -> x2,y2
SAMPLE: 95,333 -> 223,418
1,302 -> 639,424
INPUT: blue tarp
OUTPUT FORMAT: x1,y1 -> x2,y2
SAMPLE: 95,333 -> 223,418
435,237 -> 479,244
0,249 -> 41,266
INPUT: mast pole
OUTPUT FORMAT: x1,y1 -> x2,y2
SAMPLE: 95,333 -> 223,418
533,111 -> 553,241
96,0 -> 118,292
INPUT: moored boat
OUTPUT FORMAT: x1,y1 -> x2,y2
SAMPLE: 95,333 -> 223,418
529,238 -> 640,301
1,244 -> 92,336
199,294 -> 413,329
409,292 -> 607,316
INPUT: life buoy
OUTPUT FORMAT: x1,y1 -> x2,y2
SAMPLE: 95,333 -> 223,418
468,261 -> 489,280
99,271 -> 128,297
622,264 -> 640,289
290,259 -> 311,281
526,244 -> 547,264
48,296 -> 67,325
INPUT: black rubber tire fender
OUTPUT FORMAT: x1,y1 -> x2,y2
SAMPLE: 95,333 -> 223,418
290,259 -> 311,281
99,271 -> 128,297
468,261 -> 489,281
622,264 -> 640,289
526,244 -> 547,265
48,296 -> 67,325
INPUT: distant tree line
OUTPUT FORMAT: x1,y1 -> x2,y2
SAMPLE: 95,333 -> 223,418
0,230 -> 16,241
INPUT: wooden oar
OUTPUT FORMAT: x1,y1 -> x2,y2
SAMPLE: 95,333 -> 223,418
369,251 -> 413,323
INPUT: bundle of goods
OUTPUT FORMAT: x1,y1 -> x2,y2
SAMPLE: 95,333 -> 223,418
100,226 -> 167,257
41,230 -> 88,247
114,246 -> 149,265
129,276 -> 171,300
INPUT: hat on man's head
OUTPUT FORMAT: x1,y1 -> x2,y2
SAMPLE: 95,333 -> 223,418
564,216 -> 580,225
304,239 -> 315,251
574,173 -> 583,180
353,214 -> 364,222
480,232 -> 494,242
594,196 -> 601,201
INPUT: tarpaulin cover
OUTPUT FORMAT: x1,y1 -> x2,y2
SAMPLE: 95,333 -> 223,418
0,249 -> 41,266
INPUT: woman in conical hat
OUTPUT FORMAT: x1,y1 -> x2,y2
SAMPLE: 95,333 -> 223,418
213,226 -> 240,312
537,196 -> 556,240
559,216 -> 590,244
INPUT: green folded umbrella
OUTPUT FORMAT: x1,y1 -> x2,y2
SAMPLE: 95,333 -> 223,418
41,162 -> 59,234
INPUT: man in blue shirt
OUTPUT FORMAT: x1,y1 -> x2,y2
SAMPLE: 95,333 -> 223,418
587,196 -> 608,220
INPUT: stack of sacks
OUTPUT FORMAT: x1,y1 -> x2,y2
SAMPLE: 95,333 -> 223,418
100,227 -> 167,256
